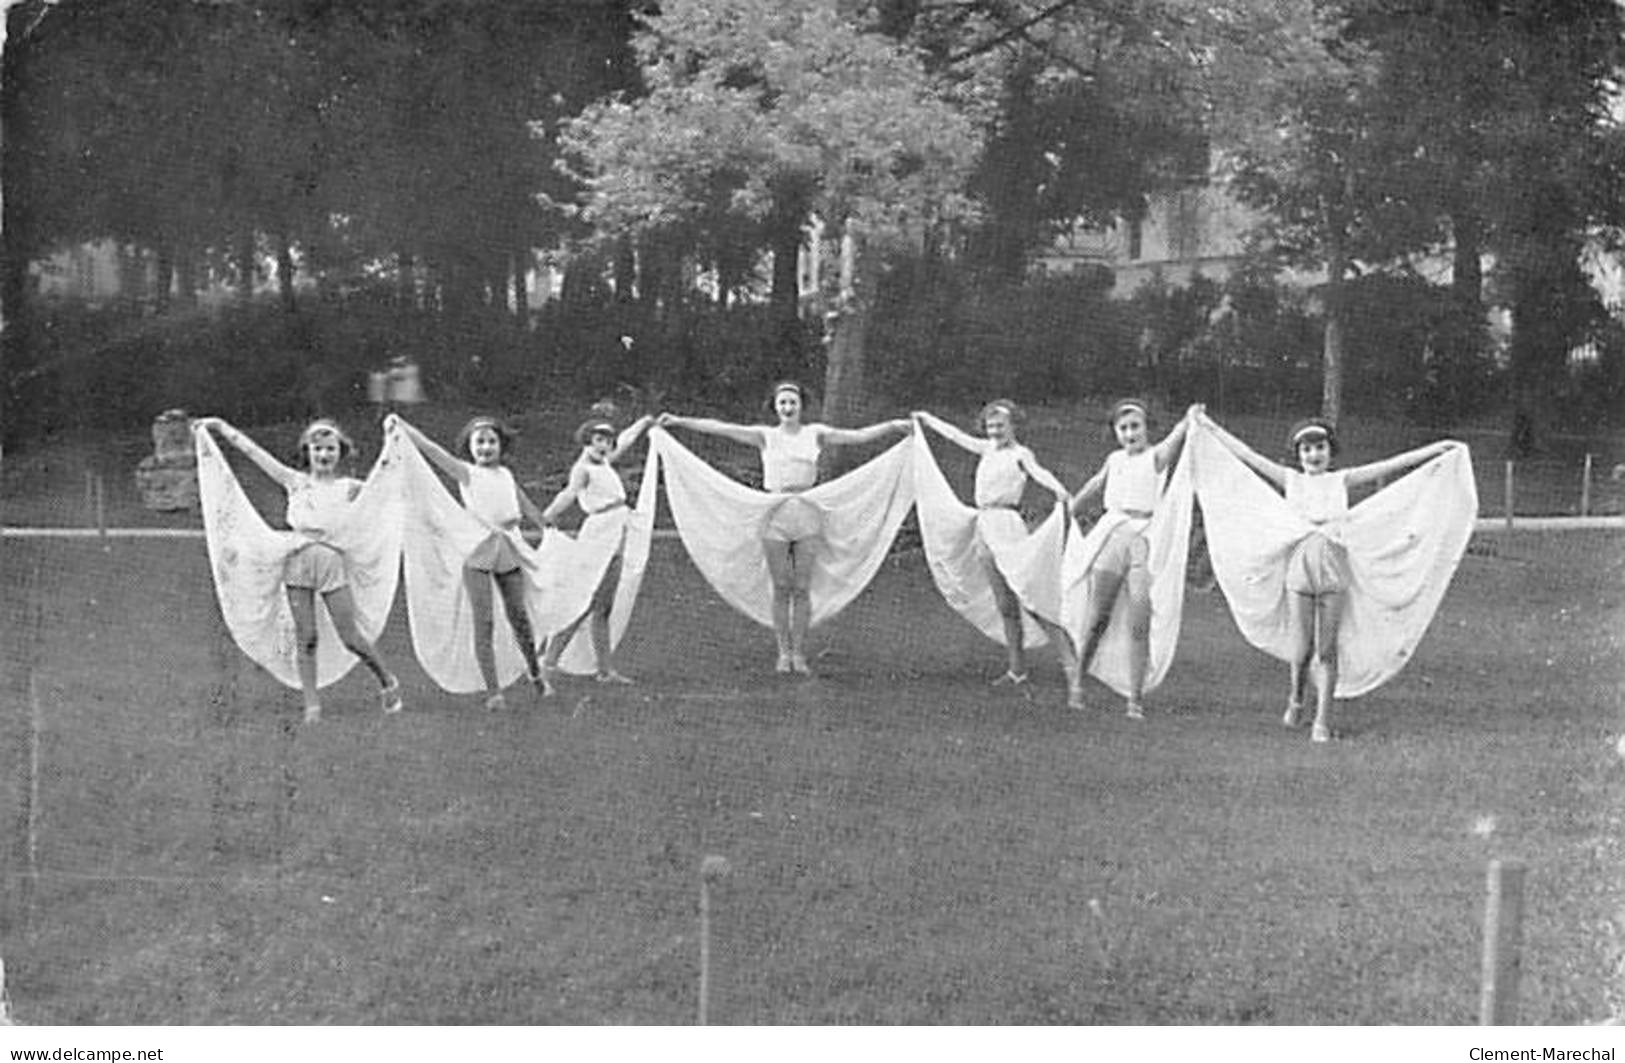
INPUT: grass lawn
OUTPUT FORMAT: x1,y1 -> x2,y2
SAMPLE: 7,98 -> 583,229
0,521 -> 1620,1024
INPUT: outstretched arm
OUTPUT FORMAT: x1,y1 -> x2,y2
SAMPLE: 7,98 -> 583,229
657,413 -> 765,449
1069,464 -> 1108,516
388,415 -> 472,485
1152,405 -> 1202,474
540,464 -> 591,526
912,410 -> 988,455
821,418 -> 912,447
1197,412 -> 1288,490
197,417 -> 303,490
515,482 -> 547,529
1344,439 -> 1461,489
609,414 -> 656,463
1017,449 -> 1070,502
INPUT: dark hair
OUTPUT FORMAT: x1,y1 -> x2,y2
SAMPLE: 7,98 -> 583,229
1107,397 -> 1152,427
979,398 -> 1024,430
456,416 -> 515,460
1287,417 -> 1339,457
764,380 -> 813,417
294,419 -> 355,468
574,419 -> 617,446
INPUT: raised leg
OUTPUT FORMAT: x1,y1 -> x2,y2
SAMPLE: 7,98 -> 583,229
285,585 -> 321,721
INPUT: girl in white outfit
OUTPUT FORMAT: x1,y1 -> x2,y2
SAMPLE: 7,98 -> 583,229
539,414 -> 655,683
1069,400 -> 1199,719
914,402 -> 1083,706
393,415 -> 550,710
197,417 -> 402,722
1199,415 -> 1459,741
660,381 -> 911,675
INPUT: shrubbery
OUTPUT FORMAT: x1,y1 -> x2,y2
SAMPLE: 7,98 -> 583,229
11,257 -> 1599,446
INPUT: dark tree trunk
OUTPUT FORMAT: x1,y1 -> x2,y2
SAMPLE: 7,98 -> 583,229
174,246 -> 198,310
237,228 -> 257,300
277,233 -> 297,313
1451,209 -> 1483,304
397,251 -> 415,310
155,244 -> 175,315
614,238 -> 637,304
511,250 -> 530,322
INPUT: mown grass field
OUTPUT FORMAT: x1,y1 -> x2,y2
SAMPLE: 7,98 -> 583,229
0,520 -> 1620,1024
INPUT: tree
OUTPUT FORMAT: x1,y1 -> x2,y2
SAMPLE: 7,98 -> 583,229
561,0 -> 983,423
1231,0 -> 1625,437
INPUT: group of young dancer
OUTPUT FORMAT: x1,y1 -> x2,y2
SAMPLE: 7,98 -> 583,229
194,378 -> 1477,742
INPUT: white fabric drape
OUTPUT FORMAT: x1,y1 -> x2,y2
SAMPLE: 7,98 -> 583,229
195,423 -> 404,689
1188,421 -> 1476,697
392,423 -> 553,692
1060,443 -> 1197,698
650,427 -> 915,629
541,443 -> 660,675
910,427 -> 1065,647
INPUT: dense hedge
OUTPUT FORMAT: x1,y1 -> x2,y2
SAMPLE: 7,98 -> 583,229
9,260 -> 1615,445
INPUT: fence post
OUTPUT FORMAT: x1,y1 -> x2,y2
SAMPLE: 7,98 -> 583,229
1503,461 -> 1515,531
1479,858 -> 1526,1025
1580,453 -> 1593,518
698,854 -> 730,1025
95,472 -> 108,547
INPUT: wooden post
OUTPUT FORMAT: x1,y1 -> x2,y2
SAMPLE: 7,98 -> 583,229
698,854 -> 730,1025
26,674 -> 40,885
1503,461 -> 1515,532
95,472 -> 108,546
1580,453 -> 1593,518
1479,858 -> 1526,1025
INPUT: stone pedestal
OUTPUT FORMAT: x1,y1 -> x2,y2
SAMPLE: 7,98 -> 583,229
135,408 -> 198,511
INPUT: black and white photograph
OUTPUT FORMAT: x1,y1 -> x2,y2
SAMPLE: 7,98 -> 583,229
0,0 -> 1621,1051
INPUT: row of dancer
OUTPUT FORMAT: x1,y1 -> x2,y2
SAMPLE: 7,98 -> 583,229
193,381 -> 1476,741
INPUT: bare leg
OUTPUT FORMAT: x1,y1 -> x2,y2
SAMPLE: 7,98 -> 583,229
984,560 -> 1029,683
1285,591 -> 1314,727
286,586 -> 322,720
1031,614 -> 1082,709
589,555 -> 630,682
464,568 -> 500,700
764,539 -> 795,671
494,568 -> 550,697
322,586 -> 401,713
786,541 -> 815,673
1075,570 -> 1123,681
1122,565 -> 1151,716
1311,592 -> 1344,743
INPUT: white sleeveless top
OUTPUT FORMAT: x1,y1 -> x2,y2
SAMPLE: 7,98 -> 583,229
1102,449 -> 1159,514
974,445 -> 1030,508
761,424 -> 824,492
574,454 -> 627,514
459,464 -> 521,527
1285,470 -> 1349,524
285,476 -> 360,536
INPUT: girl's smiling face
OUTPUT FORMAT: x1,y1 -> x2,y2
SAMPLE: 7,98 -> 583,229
306,435 -> 342,474
982,407 -> 1015,446
774,388 -> 803,424
1114,409 -> 1149,453
1297,436 -> 1332,473
468,426 -> 503,466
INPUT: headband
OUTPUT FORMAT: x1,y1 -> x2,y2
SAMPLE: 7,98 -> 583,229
1291,423 -> 1332,445
575,419 -> 616,445
299,419 -> 352,451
